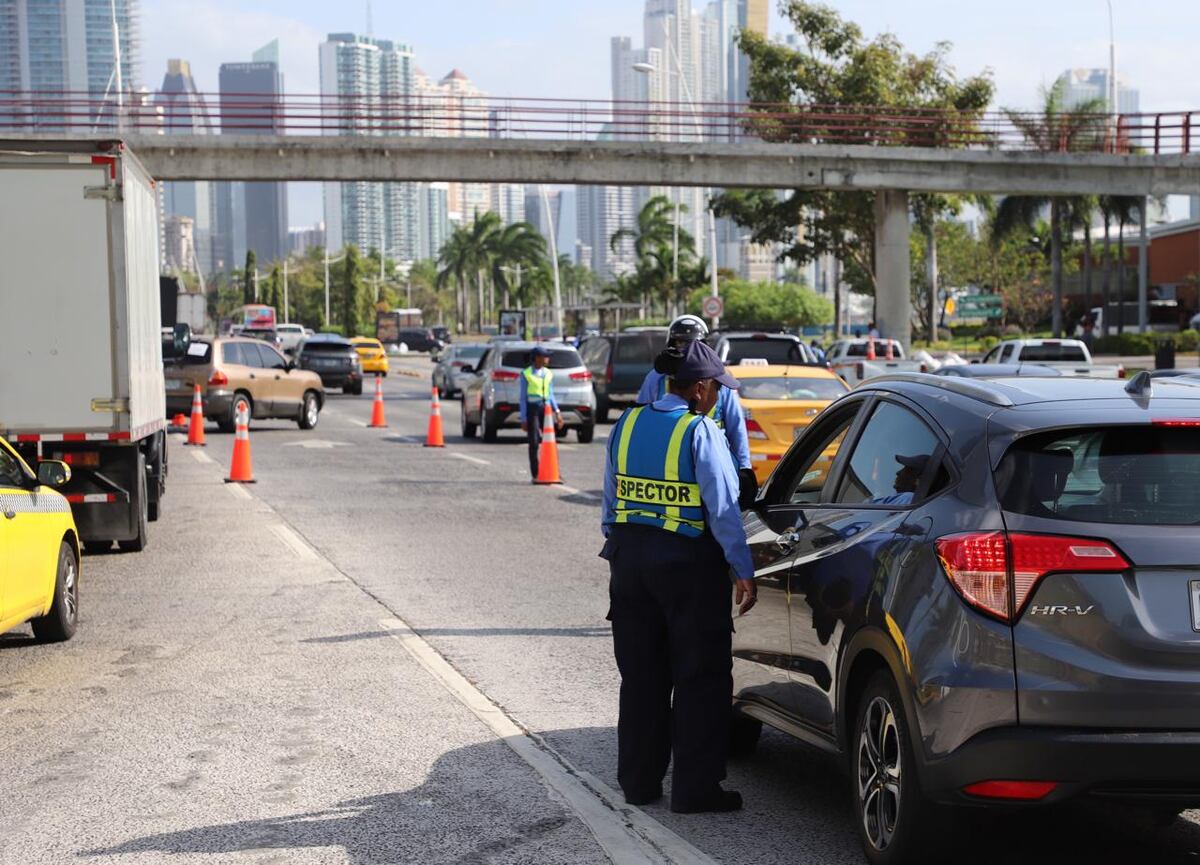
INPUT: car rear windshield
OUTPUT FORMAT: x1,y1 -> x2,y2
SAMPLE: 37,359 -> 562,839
841,342 -> 903,359
303,342 -> 352,353
614,336 -> 656,364
726,339 -> 808,365
501,350 -> 583,369
182,342 -> 212,365
738,377 -> 846,401
1018,343 -> 1088,362
456,346 -> 486,360
996,426 -> 1200,525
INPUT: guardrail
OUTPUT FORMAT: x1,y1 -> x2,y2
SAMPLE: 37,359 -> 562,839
0,90 -> 1195,155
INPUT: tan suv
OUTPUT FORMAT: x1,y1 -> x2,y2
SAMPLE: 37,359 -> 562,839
165,337 -> 325,432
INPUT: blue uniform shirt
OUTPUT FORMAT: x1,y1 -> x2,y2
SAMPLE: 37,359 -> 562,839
519,366 -> 559,423
602,394 -> 755,581
637,369 -> 752,471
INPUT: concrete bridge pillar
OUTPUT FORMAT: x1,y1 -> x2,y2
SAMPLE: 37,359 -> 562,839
874,189 -> 911,351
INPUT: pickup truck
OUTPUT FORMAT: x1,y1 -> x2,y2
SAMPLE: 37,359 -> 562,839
827,339 -> 929,385
978,339 -> 1125,378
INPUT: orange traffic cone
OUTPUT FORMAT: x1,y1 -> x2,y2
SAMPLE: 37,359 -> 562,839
225,399 -> 255,484
172,413 -> 187,428
424,387 -> 445,448
885,339 -> 894,360
369,375 -> 387,428
866,338 -> 877,361
184,385 -> 206,447
533,403 -> 563,485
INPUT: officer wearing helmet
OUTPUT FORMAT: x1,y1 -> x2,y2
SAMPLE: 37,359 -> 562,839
637,315 -> 756,505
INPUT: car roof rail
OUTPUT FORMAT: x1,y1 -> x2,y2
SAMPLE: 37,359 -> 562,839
864,373 -> 1015,407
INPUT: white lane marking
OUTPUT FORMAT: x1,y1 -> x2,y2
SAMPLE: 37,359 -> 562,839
450,452 -> 490,466
270,523 -> 319,561
347,418 -> 368,427
378,617 -> 717,865
558,485 -> 601,500
189,449 -> 215,464
225,482 -> 252,500
557,444 -> 577,452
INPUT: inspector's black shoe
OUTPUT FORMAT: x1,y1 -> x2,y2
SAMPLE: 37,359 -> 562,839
670,788 -> 743,814
623,786 -> 663,806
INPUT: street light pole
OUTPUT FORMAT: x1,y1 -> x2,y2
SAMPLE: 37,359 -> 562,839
540,185 -> 563,341
1107,0 -> 1118,148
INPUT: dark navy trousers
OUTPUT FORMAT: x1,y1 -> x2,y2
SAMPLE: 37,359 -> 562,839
605,523 -> 733,807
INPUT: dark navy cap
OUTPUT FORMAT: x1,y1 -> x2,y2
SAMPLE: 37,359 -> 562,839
531,345 -> 552,357
676,340 -> 740,390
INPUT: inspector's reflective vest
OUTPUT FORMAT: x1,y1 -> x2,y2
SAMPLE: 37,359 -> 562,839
524,367 -> 553,402
611,405 -> 705,537
657,375 -> 724,428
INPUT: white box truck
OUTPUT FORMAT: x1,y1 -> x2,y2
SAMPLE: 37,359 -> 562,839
0,140 -> 166,552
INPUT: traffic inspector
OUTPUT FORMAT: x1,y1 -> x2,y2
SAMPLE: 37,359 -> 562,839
601,339 -> 757,814
637,315 -> 757,505
519,345 -> 562,482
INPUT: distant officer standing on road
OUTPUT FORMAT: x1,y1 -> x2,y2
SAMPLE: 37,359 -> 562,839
520,346 -> 561,481
602,339 -> 757,813
637,315 -> 756,505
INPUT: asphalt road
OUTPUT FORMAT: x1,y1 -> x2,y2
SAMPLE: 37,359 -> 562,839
2,353 -> 1199,865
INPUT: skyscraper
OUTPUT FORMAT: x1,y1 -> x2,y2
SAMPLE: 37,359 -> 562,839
1,0 -> 141,130
216,49 -> 288,268
155,59 -> 215,272
319,32 -> 421,260
1056,68 -> 1140,114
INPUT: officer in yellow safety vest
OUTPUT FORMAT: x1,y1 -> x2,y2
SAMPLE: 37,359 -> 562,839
601,339 -> 757,814
520,345 -> 562,481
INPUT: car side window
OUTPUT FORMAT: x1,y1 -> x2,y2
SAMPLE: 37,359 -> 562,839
0,447 -> 25,487
776,410 -> 859,505
999,344 -> 1015,363
255,343 -> 287,370
222,342 -> 245,366
835,401 -> 942,507
242,343 -> 270,369
982,346 -> 1000,363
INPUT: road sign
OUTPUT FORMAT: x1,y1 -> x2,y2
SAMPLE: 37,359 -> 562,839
944,298 -> 957,316
957,294 -> 1003,313
701,295 -> 724,318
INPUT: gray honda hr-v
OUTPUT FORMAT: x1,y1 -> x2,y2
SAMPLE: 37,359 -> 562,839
733,372 -> 1200,865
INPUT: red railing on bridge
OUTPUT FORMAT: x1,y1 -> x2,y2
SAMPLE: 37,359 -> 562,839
0,90 -> 1194,155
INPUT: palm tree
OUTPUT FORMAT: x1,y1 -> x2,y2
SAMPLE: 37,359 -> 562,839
489,222 -> 547,308
437,226 -> 473,333
465,212 -> 502,331
611,195 -> 696,317
997,81 -> 1108,336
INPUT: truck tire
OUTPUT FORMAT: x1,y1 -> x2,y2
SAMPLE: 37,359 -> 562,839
117,454 -> 148,553
31,541 -> 79,643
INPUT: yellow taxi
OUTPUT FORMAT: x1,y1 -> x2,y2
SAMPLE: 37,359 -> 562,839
732,361 -> 850,484
350,337 -> 390,376
0,438 -> 80,642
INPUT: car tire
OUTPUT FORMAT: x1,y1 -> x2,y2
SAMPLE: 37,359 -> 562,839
482,409 -> 499,443
851,671 -> 937,865
298,391 -> 321,430
461,402 -> 477,439
728,710 -> 762,759
218,393 -> 251,434
117,454 -> 148,554
596,394 -> 610,424
577,422 -> 595,444
31,541 -> 79,643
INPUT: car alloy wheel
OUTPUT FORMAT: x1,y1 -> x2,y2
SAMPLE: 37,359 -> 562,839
858,695 -> 902,853
62,551 -> 78,623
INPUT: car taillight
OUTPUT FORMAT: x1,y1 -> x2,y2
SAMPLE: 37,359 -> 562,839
492,370 -> 520,382
606,362 -> 614,384
936,532 -> 1130,623
1118,365 -> 1126,379
745,415 -> 768,440
208,370 -> 228,386
1154,419 -> 1200,427
569,370 -> 592,382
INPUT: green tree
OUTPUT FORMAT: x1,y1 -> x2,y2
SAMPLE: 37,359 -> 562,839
437,226 -> 473,332
612,195 -> 696,318
490,222 -> 548,308
713,2 -> 993,322
242,250 -> 258,305
265,264 -> 283,313
340,245 -> 362,337
994,80 -> 1108,335
688,280 -> 833,329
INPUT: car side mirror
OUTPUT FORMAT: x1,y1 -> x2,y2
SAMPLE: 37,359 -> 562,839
285,360 -> 296,371
172,322 -> 191,355
37,460 -> 71,488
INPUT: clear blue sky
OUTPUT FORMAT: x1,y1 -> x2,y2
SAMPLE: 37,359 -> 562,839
140,0 -> 1200,225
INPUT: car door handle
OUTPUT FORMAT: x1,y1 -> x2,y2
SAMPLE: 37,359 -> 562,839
3,510 -> 15,520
